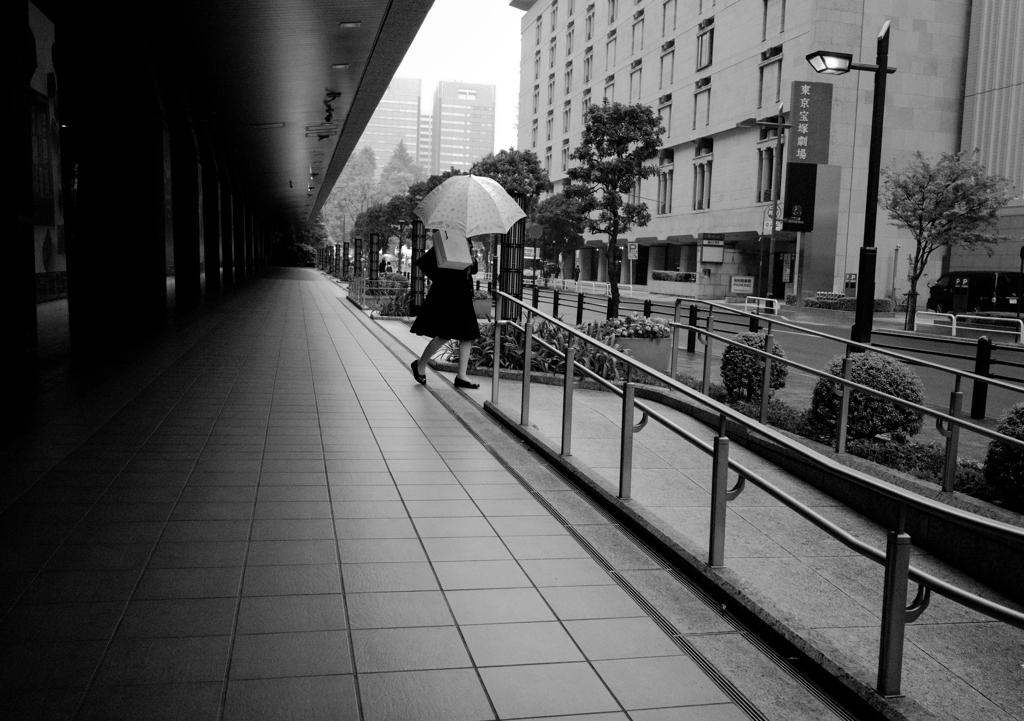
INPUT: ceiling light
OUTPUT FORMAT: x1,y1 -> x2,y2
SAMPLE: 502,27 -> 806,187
249,122 -> 286,129
805,50 -> 854,75
338,21 -> 361,28
332,63 -> 351,70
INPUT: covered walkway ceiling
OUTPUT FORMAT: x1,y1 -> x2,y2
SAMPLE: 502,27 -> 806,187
52,0 -> 433,229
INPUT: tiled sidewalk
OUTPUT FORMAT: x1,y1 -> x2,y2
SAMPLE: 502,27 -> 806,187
2,269 -> 763,721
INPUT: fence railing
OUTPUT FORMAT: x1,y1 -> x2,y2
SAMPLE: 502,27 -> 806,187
743,295 -> 780,316
488,290 -> 1024,699
914,311 -> 1024,344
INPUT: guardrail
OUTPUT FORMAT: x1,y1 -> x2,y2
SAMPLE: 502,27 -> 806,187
743,295 -> 780,316
488,289 -> 1024,698
914,311 -> 1024,344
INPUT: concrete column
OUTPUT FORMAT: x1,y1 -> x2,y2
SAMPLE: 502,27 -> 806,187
234,200 -> 247,280
220,186 -> 234,286
170,131 -> 203,310
202,163 -> 221,293
245,210 -> 254,277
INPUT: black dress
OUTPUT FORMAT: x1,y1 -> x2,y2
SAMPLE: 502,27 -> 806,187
410,248 -> 481,341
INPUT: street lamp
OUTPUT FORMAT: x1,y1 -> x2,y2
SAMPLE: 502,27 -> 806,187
807,21 -> 896,344
737,103 -> 791,299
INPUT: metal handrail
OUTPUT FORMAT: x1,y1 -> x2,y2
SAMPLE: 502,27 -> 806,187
680,297 -> 1024,398
684,322 -> 1024,454
488,289 -> 1024,699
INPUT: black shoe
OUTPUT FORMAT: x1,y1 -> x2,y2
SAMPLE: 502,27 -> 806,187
454,377 -> 479,390
411,361 -> 427,385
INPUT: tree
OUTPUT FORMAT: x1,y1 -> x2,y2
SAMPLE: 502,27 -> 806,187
532,193 -> 586,262
880,150 -> 1014,329
564,100 -> 664,315
470,148 -> 551,214
323,146 -> 384,245
380,140 -> 423,198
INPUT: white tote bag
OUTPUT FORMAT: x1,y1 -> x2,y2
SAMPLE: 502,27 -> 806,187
433,230 -> 473,270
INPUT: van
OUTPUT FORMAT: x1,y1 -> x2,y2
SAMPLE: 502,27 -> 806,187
926,271 -> 1024,313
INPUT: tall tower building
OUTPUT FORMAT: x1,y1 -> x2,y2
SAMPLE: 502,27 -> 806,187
356,77 -> 423,178
431,81 -> 497,174
418,114 -> 433,172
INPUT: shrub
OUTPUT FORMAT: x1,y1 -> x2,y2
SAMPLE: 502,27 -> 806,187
652,270 -> 697,283
587,314 -> 671,339
808,352 -> 924,441
375,288 -> 412,317
802,296 -> 893,312
732,398 -> 807,433
720,332 -> 788,401
784,294 -> 798,306
984,403 -> 1024,504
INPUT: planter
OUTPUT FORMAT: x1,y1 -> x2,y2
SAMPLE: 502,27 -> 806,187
473,298 -> 493,318
614,337 -> 672,373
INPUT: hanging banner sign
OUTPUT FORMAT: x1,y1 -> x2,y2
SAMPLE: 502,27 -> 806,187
788,81 -> 832,165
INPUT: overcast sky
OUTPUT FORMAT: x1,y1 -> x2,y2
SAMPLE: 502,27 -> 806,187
396,0 -> 526,153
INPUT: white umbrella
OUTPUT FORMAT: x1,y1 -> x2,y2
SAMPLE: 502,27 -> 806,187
414,174 -> 526,237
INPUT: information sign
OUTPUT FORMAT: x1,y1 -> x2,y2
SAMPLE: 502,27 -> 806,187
788,81 -> 833,165
731,276 -> 755,294
627,243 -> 639,260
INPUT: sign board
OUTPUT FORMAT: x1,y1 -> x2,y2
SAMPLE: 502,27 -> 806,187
627,243 -> 639,260
701,241 -> 724,263
698,232 -> 725,241
788,81 -> 833,165
782,162 -> 817,232
731,276 -> 755,294
523,246 -> 538,260
762,203 -> 783,234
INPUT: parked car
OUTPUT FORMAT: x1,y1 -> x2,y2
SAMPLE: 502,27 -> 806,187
926,271 -> 1024,313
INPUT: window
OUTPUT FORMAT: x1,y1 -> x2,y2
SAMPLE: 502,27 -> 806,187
606,37 -> 617,70
630,68 -> 642,102
757,141 -> 784,203
563,105 -> 571,131
660,50 -> 674,88
561,146 -> 569,171
569,0 -> 576,14
758,56 -> 782,108
696,18 -> 714,69
457,88 -> 477,100
692,159 -> 711,210
546,116 -> 553,140
548,78 -> 555,103
565,66 -> 573,92
550,38 -> 557,68
567,27 -> 575,54
531,121 -> 538,148
551,0 -> 558,26
692,87 -> 710,129
604,79 -> 615,101
534,52 -> 541,80
662,0 -> 677,36
584,53 -> 593,83
658,169 -> 674,214
763,0 -> 786,39
31,93 -> 54,224
628,178 -> 641,205
658,103 -> 672,137
608,0 -> 617,23
545,151 -> 552,173
583,96 -> 592,114
533,87 -> 540,113
536,17 -> 543,45
586,10 -> 594,39
632,18 -> 644,54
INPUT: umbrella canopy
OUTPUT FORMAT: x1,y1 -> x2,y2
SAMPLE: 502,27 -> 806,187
414,174 -> 526,237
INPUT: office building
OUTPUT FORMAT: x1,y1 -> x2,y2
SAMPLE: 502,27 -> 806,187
356,77 -> 423,178
432,81 -> 497,174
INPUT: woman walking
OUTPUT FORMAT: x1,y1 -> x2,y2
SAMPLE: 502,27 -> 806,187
410,235 -> 480,389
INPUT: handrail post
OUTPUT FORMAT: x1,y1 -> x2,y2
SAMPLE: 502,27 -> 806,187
619,382 -> 636,499
709,423 -> 729,567
702,311 -> 716,394
606,296 -> 614,320
576,292 -> 585,325
836,349 -> 853,454
644,299 -> 652,317
877,529 -> 912,696
521,318 -> 533,426
492,318 -> 501,405
759,327 -> 774,424
687,303 -> 698,353
941,389 -> 963,493
552,289 -> 559,317
532,285 -> 539,309
970,336 -> 992,420
561,345 -> 575,455
670,300 -> 682,378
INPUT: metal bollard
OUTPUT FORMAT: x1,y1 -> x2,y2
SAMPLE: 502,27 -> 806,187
606,296 -> 614,320
670,301 -> 682,379
687,304 -> 698,353
836,351 -> 853,454
702,313 -> 715,394
531,285 -> 539,308
619,382 -> 636,499
643,299 -> 652,317
552,289 -> 559,317
749,314 -> 760,332
521,321 -> 533,426
576,293 -> 585,325
476,280 -> 480,291
561,346 -> 575,455
709,428 -> 730,567
877,529 -> 912,696
939,387 -> 963,492
971,336 -> 992,420
491,320 -> 501,405
759,330 -> 774,424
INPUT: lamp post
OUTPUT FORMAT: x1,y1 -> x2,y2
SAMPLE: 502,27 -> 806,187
807,21 -> 897,344
737,104 -> 791,299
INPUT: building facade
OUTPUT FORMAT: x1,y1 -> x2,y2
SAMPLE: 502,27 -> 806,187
432,81 -> 497,175
513,0 -> 975,300
418,113 -> 434,171
356,77 -> 423,178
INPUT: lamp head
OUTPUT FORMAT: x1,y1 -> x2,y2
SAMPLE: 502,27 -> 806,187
806,50 -> 854,75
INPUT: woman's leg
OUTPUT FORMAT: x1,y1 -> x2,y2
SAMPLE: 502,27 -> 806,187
418,336 -> 447,374
456,340 -> 473,381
